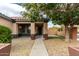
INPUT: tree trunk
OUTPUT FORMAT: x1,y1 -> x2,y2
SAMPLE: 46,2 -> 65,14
69,25 -> 74,40
65,26 -> 70,42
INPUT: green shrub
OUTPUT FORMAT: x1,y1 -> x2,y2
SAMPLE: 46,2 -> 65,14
48,35 -> 65,40
0,25 -> 12,43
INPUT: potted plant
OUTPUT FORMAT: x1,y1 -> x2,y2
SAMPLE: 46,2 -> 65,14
0,25 -> 12,56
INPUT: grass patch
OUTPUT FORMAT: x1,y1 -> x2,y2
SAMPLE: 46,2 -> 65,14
48,35 -> 65,40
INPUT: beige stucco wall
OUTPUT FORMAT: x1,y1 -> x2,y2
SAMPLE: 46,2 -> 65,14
0,17 -> 50,35
0,17 -> 13,30
43,23 -> 48,34
48,28 -> 65,36
12,23 -> 18,34
31,23 -> 35,34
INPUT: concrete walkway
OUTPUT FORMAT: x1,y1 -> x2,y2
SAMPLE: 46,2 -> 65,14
30,37 -> 48,56
77,34 -> 79,41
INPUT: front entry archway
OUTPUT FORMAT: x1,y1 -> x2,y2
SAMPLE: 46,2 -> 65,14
35,23 -> 43,38
30,22 -> 48,40
35,23 -> 43,36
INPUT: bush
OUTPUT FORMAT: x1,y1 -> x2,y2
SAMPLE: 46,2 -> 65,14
48,35 -> 65,40
0,25 -> 12,43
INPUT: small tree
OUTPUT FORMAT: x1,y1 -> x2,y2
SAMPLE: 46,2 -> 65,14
21,3 -> 79,42
21,3 -> 43,22
38,3 -> 79,41
50,4 -> 79,41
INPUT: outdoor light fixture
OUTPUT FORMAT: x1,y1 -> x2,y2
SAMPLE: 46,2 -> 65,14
39,12 -> 50,22
42,14 -> 50,22
43,14 -> 47,19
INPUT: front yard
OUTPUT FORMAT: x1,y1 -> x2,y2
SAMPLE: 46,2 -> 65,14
44,38 -> 79,56
10,37 -> 34,56
10,36 -> 79,56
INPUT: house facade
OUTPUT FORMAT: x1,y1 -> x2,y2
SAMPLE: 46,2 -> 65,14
0,13 -> 48,40
0,13 -> 78,40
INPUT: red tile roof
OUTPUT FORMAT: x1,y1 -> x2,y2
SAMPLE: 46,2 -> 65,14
11,17 -> 30,22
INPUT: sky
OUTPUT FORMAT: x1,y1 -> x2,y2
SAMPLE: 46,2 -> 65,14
0,3 -> 25,17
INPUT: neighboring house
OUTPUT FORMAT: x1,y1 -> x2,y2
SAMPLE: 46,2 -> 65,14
0,13 -> 48,40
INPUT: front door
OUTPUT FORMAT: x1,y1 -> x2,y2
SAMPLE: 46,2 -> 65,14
36,24 -> 43,35
18,24 -> 30,37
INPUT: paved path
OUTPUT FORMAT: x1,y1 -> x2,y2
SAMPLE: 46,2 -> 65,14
77,34 -> 79,41
30,37 -> 48,56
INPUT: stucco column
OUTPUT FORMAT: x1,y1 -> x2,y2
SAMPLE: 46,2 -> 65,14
31,22 -> 35,40
43,23 -> 48,40
71,27 -> 77,40
12,23 -> 18,38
